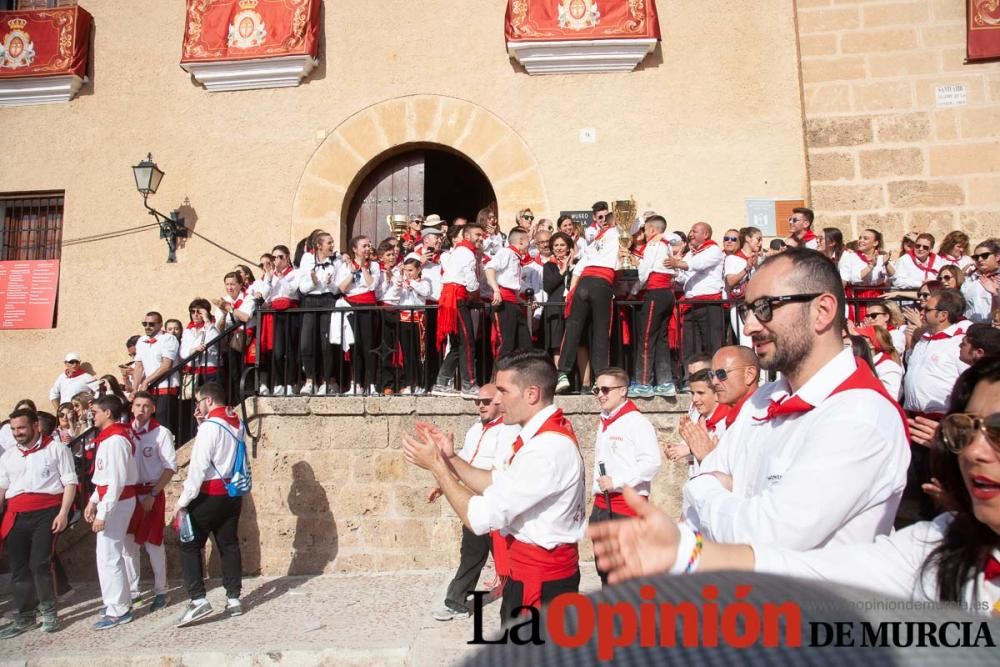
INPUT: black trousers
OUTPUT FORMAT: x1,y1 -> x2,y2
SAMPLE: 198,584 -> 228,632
444,527 -> 492,612
6,505 -> 60,620
588,505 -> 634,587
264,311 -> 299,389
154,393 -> 179,436
634,288 -> 676,386
423,309 -> 440,390
350,309 -> 377,390
300,293 -> 335,383
399,321 -> 424,390
500,568 -> 580,624
492,302 -> 531,358
558,276 -> 613,375
380,310 -> 400,391
180,494 -> 242,600
681,302 -> 725,378
437,303 -> 477,387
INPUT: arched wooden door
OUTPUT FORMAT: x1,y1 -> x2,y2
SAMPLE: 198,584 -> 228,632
346,152 -> 425,244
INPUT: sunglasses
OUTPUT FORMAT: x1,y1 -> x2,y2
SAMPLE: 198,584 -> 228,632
522,215 -> 534,221
723,236 -> 739,242
917,292 -> 931,299
866,310 -> 889,318
737,293 -> 823,324
972,252 -> 994,261
592,385 -> 625,396
940,413 -> 1000,454
914,244 -> 932,251
141,321 -> 158,327
710,366 -> 752,382
471,398 -> 493,406
596,213 -> 607,220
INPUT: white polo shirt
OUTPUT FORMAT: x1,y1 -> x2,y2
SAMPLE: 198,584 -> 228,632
961,274 -> 998,324
131,418 -> 177,486
89,427 -> 140,521
467,405 -> 586,549
458,416 -> 520,472
684,349 -> 910,549
873,353 -> 903,401
441,244 -> 480,292
485,247 -> 525,292
135,332 -> 180,390
572,226 -> 619,275
0,436 -> 77,498
838,250 -> 889,287
681,241 -> 725,298
592,401 -> 661,497
893,253 -> 947,289
49,370 -> 97,404
903,321 -> 970,415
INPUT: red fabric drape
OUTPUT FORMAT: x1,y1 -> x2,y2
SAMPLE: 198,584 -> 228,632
968,1 -> 1000,61
181,0 -> 321,63
0,6 -> 91,79
506,0 -> 661,42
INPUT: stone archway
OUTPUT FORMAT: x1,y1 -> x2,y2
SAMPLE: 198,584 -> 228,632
290,95 -> 549,245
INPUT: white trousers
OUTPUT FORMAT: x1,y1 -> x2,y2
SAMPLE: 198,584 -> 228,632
95,497 -> 135,617
123,494 -> 168,595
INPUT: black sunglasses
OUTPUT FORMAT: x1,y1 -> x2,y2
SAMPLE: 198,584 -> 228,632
917,292 -> 931,299
914,244 -> 932,251
592,385 -> 625,395
141,321 -> 158,327
710,366 -> 752,382
723,236 -> 739,242
866,310 -> 889,318
972,252 -> 994,261
471,398 -> 493,406
737,293 -> 823,323
522,215 -> 534,221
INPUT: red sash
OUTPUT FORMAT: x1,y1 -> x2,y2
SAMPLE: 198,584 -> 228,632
345,291 -> 377,306
498,286 -> 521,304
260,297 -> 299,354
200,479 -> 230,496
680,292 -> 723,315
436,283 -> 469,351
96,485 -> 137,501
647,273 -> 673,290
128,484 -> 166,546
0,493 -> 63,544
506,538 -> 579,610
592,491 -> 644,517
563,267 -> 616,318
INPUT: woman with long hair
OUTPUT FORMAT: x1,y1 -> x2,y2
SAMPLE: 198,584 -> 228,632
840,228 -> 894,321
591,357 -> 1000,614
725,226 -> 762,346
337,235 -> 381,395
902,279 -> 944,351
855,325 -> 903,399
939,230 -> 975,275
557,214 -> 587,255
940,264 -> 965,291
542,232 -> 576,357
298,232 -> 339,395
815,227 -> 844,263
57,402 -> 77,443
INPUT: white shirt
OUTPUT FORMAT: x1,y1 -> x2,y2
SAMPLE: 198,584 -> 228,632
482,232 -> 506,258
467,405 -> 586,549
421,259 -> 443,301
584,223 -> 601,245
637,235 -> 679,290
890,326 -> 907,358
961,274 -> 998,324
485,247 -> 525,292
838,250 -> 889,287
382,274 -> 432,307
681,242 -> 725,298
592,402 -> 661,497
180,322 -> 222,369
49,370 -> 96,404
178,411 -> 245,509
135,332 -> 180,390
893,253 -> 947,289
265,266 -> 301,304
336,259 -> 382,299
0,424 -> 14,452
0,436 -> 77,498
903,322 -> 970,414
684,349 -> 910,549
873,353 -> 903,400
521,258 -> 545,301
441,244 -> 479,292
722,252 -> 752,300
297,257 -> 340,296
572,226 -> 619,275
754,513 -> 999,616
131,419 -> 177,485
458,416 -> 520,472
89,429 -> 139,521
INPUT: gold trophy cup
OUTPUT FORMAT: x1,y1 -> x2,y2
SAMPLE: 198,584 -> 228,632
613,198 -> 638,277
385,214 -> 408,240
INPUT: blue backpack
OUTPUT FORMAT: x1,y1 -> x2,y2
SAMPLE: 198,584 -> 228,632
203,419 -> 252,497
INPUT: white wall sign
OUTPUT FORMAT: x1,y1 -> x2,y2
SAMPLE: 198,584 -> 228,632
935,84 -> 967,108
579,128 -> 597,143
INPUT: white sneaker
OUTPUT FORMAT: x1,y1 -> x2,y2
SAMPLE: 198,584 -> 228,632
432,605 -> 470,621
271,385 -> 285,397
345,383 -> 362,396
299,382 -> 314,396
285,385 -> 295,396
176,599 -> 212,628
258,384 -> 269,396
368,384 -> 378,395
317,383 -> 328,395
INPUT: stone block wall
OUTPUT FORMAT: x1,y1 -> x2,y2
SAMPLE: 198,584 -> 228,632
59,396 -> 690,580
797,0 -> 1000,242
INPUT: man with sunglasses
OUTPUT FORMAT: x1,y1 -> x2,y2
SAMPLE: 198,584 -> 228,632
589,367 -> 661,585
960,239 -> 1000,324
49,352 -> 96,410
432,384 -> 520,621
783,207 -> 817,250
584,201 -> 610,245
133,311 -> 180,432
682,248 -> 909,549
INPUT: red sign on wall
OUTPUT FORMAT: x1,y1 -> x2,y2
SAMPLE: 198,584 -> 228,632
181,0 -> 321,64
505,0 -> 661,42
968,0 -> 1000,61
0,260 -> 60,330
0,6 -> 92,80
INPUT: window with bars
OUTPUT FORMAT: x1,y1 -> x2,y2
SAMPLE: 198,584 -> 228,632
0,193 -> 64,261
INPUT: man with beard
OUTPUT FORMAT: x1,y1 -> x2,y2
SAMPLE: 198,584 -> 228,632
681,248 -> 910,549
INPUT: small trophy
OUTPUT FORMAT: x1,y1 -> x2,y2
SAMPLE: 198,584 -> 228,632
385,214 -> 408,240
613,198 -> 638,278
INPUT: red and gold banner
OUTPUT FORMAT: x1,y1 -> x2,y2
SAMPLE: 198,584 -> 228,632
0,260 -> 60,330
968,0 -> 1000,61
181,0 -> 321,63
505,0 -> 661,42
0,6 -> 91,80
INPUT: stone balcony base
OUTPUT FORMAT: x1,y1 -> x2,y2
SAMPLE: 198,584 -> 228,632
181,55 -> 317,92
0,74 -> 85,107
507,38 -> 657,74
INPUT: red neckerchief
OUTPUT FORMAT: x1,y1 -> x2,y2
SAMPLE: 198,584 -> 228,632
403,231 -> 422,244
515,250 -> 534,267
600,400 -> 640,432
800,230 -> 817,243
143,334 -> 158,344
207,406 -> 241,430
278,265 -> 294,278
455,240 -> 477,254
908,251 -> 939,276
703,403 -> 730,431
856,250 -> 872,263
922,323 -> 966,341
17,435 -> 52,457
594,226 -> 615,243
186,320 -> 205,330
532,255 -> 545,266
508,409 -> 578,464
132,417 -> 161,435
64,368 -> 84,379
232,296 -> 244,311
941,253 -> 961,264
94,422 -> 136,456
735,250 -> 749,260
874,352 -> 892,367
690,239 -> 719,255
984,556 -> 1000,581
467,416 -> 504,466
725,391 -> 753,428
632,243 -> 646,259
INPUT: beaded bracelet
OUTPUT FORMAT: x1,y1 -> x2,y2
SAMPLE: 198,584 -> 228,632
685,530 -> 704,574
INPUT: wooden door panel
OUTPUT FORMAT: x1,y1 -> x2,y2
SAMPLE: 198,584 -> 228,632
348,152 -> 426,245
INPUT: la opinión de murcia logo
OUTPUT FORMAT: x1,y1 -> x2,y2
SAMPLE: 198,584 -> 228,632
468,584 -> 996,660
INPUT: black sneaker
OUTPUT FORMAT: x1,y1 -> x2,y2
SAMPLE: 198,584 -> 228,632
0,620 -> 32,639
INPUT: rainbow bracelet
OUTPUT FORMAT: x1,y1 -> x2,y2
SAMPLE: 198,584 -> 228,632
685,530 -> 704,574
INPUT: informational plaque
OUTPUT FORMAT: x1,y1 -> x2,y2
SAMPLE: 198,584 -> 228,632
0,259 -> 60,329
560,210 -> 593,230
